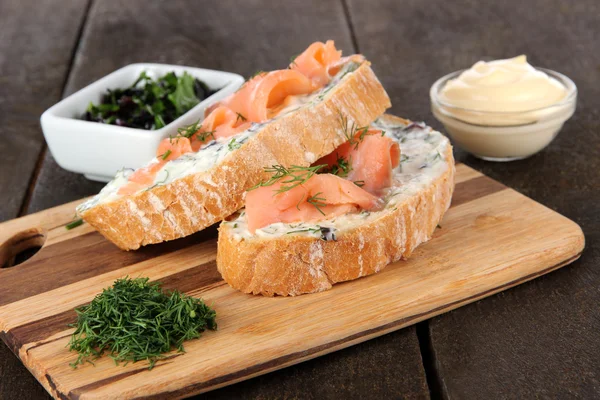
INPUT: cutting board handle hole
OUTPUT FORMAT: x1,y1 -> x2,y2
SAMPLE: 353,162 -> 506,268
0,228 -> 47,269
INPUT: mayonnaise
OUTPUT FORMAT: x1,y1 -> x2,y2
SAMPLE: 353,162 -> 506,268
439,56 -> 567,113
430,56 -> 576,161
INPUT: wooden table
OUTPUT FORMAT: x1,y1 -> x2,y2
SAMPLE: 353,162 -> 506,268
1,0 -> 598,398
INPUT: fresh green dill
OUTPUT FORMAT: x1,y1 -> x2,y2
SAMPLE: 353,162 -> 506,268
66,218 -> 84,230
228,138 -> 242,151
160,149 -> 172,160
196,130 -> 215,142
289,54 -> 299,67
249,164 -> 327,193
235,112 -> 247,123
177,119 -> 202,138
400,154 -> 410,163
338,110 -> 369,149
354,180 -> 365,187
233,223 -> 238,229
306,192 -> 327,215
68,277 -> 216,370
327,154 -> 353,177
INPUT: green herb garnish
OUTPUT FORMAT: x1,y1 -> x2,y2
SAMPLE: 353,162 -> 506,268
338,110 -> 369,150
66,218 -> 84,230
235,112 -> 247,123
326,154 -> 353,177
354,180 -> 365,187
177,119 -> 202,138
249,164 -> 327,193
306,192 -> 327,215
160,150 -> 172,160
68,277 -> 216,370
228,138 -> 242,151
84,72 -> 217,130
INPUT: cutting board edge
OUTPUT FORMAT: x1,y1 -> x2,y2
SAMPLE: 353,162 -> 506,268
108,250 -> 583,400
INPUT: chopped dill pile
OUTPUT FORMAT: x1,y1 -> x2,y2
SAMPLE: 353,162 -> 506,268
68,277 -> 217,370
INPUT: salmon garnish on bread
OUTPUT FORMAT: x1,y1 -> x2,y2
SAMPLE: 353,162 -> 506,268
77,41 -> 391,250
217,114 -> 455,296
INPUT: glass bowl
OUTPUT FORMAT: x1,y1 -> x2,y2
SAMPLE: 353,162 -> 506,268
430,68 -> 577,161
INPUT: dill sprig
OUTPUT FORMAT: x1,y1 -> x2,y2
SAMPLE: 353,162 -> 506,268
160,149 -> 172,160
235,112 -> 247,123
175,119 -> 214,143
228,138 -> 242,151
68,277 -> 216,370
326,154 -> 353,177
306,192 -> 327,215
177,119 -> 202,138
66,218 -> 84,230
338,111 -> 369,150
195,129 -> 215,143
249,164 -> 327,193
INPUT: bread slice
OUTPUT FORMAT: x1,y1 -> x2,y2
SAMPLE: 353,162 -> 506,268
217,114 -> 455,296
77,61 -> 390,250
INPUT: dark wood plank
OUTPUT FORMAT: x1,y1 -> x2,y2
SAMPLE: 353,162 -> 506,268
197,328 -> 428,400
0,0 -> 88,222
0,1 -> 91,399
20,0 -> 430,398
347,0 -> 600,397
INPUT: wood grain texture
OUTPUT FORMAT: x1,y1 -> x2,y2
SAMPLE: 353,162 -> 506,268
0,1 -> 91,399
346,0 -> 600,397
18,0 -> 430,398
0,0 -> 89,222
0,165 -> 584,399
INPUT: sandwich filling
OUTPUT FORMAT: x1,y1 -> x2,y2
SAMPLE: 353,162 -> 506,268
78,41 -> 364,214
224,117 -> 451,240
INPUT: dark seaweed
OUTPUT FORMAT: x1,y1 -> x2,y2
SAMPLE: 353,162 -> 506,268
83,71 -> 218,130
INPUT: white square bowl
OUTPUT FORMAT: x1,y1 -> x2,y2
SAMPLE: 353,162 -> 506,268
41,63 -> 244,182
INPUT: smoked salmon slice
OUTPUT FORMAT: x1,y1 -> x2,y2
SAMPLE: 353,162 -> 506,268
190,106 -> 251,150
117,160 -> 166,195
209,72 -> 266,120
247,70 -> 318,122
315,130 -> 400,194
245,173 -> 377,233
156,136 -> 193,160
290,40 -> 342,86
121,40 -> 351,195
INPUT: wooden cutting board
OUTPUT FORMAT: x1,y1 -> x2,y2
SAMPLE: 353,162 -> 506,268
0,164 -> 584,399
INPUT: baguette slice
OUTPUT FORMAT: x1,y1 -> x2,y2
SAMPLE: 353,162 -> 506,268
217,114 -> 455,296
77,61 -> 390,250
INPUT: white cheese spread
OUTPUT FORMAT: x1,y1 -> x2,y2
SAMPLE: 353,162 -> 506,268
224,118 -> 451,240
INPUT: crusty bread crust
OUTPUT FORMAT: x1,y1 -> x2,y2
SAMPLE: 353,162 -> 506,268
216,115 -> 455,296
80,63 -> 391,250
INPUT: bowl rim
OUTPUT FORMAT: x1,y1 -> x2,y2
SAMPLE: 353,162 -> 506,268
41,63 -> 245,138
429,66 -> 578,115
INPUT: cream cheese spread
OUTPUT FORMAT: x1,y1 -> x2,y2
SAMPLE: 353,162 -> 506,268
77,61 -> 362,214
224,118 -> 451,240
